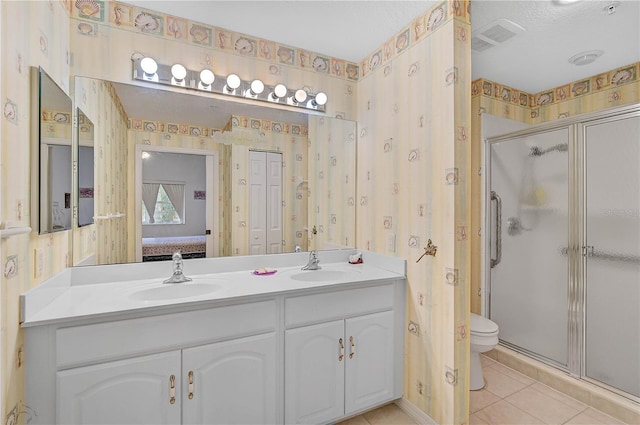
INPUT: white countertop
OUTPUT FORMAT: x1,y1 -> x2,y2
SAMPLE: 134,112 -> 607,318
21,250 -> 406,327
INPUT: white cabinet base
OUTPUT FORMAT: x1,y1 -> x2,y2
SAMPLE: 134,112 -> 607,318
26,279 -> 405,425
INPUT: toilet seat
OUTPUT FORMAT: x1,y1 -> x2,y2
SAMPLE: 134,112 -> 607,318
470,313 -> 499,335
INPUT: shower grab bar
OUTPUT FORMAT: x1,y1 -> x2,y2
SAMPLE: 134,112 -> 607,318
490,191 -> 502,268
560,246 -> 639,264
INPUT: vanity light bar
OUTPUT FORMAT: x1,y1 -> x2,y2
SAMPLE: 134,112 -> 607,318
132,58 -> 327,112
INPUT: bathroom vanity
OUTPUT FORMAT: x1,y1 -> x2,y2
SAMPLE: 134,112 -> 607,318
21,250 -> 406,424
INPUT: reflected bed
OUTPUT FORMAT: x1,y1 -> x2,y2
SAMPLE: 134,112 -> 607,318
142,236 -> 206,261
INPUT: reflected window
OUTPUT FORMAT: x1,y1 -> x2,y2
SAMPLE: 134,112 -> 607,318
142,183 -> 185,225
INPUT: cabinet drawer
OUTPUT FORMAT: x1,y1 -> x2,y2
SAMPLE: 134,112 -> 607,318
285,283 -> 394,328
56,300 -> 276,369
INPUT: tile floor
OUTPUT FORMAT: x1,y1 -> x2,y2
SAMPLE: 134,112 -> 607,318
470,355 -> 627,425
338,403 -> 417,425
339,355 -> 628,425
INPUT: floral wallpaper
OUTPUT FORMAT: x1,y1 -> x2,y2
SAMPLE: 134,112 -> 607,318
308,116 -> 356,251
1,1 -> 71,422
469,63 -> 640,316
471,62 -> 639,123
40,108 -> 72,138
356,2 -> 471,423
75,77 -> 129,265
70,1 -> 360,82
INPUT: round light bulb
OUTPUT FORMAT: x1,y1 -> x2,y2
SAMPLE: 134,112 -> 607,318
171,63 -> 187,81
140,57 -> 158,75
294,89 -> 308,103
199,69 -> 215,86
250,79 -> 265,95
226,74 -> 241,89
273,84 -> 287,99
315,92 -> 328,106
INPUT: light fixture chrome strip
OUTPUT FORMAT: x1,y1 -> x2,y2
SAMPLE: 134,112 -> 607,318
132,58 -> 327,112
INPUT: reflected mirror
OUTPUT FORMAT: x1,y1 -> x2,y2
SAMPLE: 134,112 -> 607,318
73,76 -> 356,266
77,108 -> 95,227
32,67 -> 73,234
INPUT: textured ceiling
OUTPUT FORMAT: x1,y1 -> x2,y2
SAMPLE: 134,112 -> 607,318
123,0 -> 640,94
124,1 -> 434,63
470,0 -> 640,93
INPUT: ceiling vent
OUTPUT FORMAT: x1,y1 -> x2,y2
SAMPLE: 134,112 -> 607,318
471,18 -> 525,52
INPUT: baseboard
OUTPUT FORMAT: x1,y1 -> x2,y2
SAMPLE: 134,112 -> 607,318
394,397 -> 438,425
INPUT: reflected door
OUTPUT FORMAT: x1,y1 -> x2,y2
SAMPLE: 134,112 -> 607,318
249,151 -> 283,255
489,128 -> 570,366
583,113 -> 640,398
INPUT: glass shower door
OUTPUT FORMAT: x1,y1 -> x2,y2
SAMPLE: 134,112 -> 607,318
583,113 -> 640,398
488,127 -> 570,367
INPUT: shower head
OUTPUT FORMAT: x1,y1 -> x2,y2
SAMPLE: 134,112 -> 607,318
529,146 -> 543,157
529,143 -> 568,157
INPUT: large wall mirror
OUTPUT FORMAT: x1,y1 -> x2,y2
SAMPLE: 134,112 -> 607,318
31,67 -> 73,234
73,76 -> 356,266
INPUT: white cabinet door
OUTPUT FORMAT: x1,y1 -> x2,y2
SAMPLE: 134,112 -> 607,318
182,333 -> 277,425
285,320 -> 345,424
345,311 -> 395,415
266,152 -> 283,254
57,351 -> 181,425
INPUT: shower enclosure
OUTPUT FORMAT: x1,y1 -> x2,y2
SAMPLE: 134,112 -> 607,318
485,104 -> 640,402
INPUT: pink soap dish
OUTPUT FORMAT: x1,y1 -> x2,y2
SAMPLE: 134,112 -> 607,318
253,268 -> 277,276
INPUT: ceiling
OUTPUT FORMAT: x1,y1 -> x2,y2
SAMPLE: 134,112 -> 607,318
124,0 -> 640,94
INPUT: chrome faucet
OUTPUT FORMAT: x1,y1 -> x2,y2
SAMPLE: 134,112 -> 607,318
163,251 -> 192,284
301,250 -> 321,270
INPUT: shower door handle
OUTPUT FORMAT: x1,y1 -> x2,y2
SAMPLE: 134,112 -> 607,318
490,191 -> 502,268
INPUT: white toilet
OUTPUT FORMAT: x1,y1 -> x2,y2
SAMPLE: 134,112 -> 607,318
470,313 -> 499,390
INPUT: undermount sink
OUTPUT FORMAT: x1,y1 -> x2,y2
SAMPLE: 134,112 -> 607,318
129,283 -> 220,301
289,270 -> 349,282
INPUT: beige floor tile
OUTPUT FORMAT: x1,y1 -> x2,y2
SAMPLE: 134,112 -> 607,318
470,389 -> 501,413
506,387 -> 584,424
475,400 -> 545,424
470,413 -> 490,425
563,408 -> 625,425
530,383 -> 588,412
362,404 -> 417,425
490,362 -> 536,386
337,415 -> 371,425
484,367 -> 531,398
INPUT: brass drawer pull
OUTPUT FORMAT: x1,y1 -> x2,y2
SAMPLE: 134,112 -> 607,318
338,338 -> 345,361
169,374 -> 176,405
349,336 -> 355,359
188,370 -> 194,399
